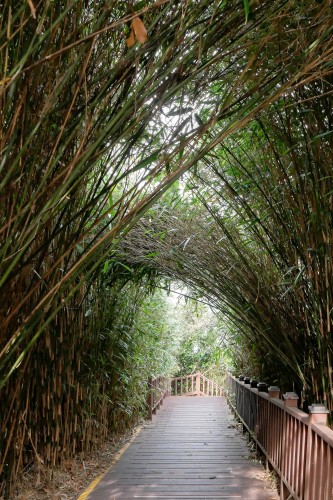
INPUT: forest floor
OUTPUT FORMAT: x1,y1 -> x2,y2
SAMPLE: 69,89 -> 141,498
12,422 -> 143,500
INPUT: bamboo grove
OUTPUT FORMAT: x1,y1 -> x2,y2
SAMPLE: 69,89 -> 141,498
124,70 -> 333,407
0,0 -> 333,495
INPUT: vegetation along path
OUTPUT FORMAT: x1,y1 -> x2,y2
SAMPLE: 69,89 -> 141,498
1,1 -> 333,497
80,396 -> 278,499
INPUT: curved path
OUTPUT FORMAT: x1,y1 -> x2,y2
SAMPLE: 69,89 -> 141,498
81,396 -> 278,499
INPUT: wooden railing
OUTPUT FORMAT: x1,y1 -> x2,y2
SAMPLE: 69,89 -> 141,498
225,373 -> 333,500
147,376 -> 170,420
171,372 -> 223,397
147,373 -> 223,418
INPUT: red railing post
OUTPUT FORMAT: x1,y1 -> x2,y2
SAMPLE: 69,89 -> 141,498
283,391 -> 299,408
147,377 -> 153,420
155,378 -> 161,412
268,386 -> 280,399
159,377 -> 166,406
304,404 -> 330,500
196,372 -> 201,396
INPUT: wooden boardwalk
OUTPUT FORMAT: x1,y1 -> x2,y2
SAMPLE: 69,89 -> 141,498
84,396 -> 278,499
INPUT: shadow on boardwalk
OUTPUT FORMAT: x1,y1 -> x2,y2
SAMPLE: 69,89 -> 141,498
82,396 -> 278,499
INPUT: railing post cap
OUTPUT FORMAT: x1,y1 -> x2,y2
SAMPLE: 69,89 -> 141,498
244,376 -> 251,384
283,392 -> 299,400
257,382 -> 268,392
308,404 -> 329,414
268,386 -> 280,398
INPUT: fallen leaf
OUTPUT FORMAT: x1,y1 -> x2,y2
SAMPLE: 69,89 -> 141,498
126,29 -> 135,48
132,17 -> 148,44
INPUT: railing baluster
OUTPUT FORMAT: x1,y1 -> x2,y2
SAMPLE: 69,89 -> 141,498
325,443 -> 333,500
196,372 -> 200,396
169,372 -> 223,398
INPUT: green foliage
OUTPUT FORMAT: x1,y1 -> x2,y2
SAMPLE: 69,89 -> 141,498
173,302 -> 225,379
137,293 -> 179,374
1,0 -> 333,495
243,0 -> 250,22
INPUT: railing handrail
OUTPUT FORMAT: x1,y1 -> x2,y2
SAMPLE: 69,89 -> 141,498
225,373 -> 333,500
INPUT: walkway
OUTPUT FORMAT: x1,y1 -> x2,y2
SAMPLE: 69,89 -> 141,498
84,396 -> 278,499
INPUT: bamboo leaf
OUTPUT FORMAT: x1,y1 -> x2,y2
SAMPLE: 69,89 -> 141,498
243,0 -> 250,22
135,150 -> 160,169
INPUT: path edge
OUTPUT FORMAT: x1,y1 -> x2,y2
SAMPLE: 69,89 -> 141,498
77,425 -> 143,500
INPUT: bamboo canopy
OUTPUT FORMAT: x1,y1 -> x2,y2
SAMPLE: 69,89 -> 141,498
1,0 -> 333,495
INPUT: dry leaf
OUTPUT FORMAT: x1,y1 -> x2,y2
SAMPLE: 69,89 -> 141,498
132,17 -> 148,44
126,29 -> 135,48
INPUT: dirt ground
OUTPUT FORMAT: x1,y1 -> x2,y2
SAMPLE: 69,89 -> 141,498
8,424 -> 142,500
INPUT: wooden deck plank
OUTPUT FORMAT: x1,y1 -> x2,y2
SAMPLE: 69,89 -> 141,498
84,396 -> 278,500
